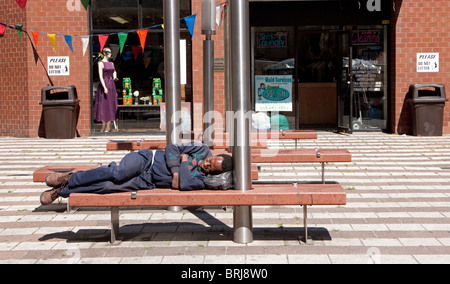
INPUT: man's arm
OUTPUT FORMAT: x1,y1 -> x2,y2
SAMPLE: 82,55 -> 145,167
165,142 -> 210,176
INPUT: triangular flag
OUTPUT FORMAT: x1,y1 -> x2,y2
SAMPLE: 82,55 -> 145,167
80,0 -> 89,10
31,44 -> 39,65
110,44 -> 120,61
15,0 -> 27,9
81,36 -> 89,56
131,46 -> 141,60
64,35 -> 74,54
0,24 -> 7,36
161,24 -> 164,29
184,14 -> 196,39
98,34 -> 109,52
118,33 -> 128,54
47,34 -> 57,54
144,57 -> 152,69
216,5 -> 222,26
15,24 -> 23,39
137,29 -> 148,52
31,31 -> 39,46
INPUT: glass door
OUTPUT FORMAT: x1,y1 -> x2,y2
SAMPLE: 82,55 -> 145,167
337,32 -> 353,133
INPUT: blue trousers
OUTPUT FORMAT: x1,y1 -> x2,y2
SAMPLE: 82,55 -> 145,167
59,150 -> 172,198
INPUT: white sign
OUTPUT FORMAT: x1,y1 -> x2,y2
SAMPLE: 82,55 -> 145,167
255,75 -> 293,112
47,56 -> 70,76
417,53 -> 439,73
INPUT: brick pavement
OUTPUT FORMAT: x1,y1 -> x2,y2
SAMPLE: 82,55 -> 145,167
0,132 -> 450,264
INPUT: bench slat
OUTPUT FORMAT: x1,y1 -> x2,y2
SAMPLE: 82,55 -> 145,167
251,149 -> 351,163
69,184 -> 346,207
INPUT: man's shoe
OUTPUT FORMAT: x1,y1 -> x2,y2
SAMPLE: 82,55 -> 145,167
45,172 -> 72,188
40,187 -> 62,205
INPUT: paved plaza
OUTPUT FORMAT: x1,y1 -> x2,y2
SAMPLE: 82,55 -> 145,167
0,131 -> 450,264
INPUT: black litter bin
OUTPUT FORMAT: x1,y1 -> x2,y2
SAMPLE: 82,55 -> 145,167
40,85 -> 80,139
409,84 -> 447,136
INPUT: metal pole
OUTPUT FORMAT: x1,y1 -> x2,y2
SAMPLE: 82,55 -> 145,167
202,0 -> 216,147
164,0 -> 182,212
224,2 -> 233,146
164,0 -> 181,146
203,35 -> 214,146
230,0 -> 253,244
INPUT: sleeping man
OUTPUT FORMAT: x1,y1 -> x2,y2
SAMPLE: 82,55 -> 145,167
40,142 -> 233,205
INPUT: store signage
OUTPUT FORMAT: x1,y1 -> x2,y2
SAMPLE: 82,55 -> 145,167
366,0 -> 381,12
417,53 -> 439,73
255,75 -> 292,112
352,30 -> 381,45
256,32 -> 287,49
47,56 -> 70,76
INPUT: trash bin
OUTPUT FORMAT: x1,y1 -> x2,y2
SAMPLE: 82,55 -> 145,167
409,84 -> 447,136
40,85 -> 80,139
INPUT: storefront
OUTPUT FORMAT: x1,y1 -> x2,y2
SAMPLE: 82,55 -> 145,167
0,0 -> 449,137
250,0 -> 390,132
89,0 -> 193,133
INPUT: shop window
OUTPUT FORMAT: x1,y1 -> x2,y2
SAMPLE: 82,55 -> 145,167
92,0 -> 139,30
90,0 -> 192,133
251,27 -> 295,131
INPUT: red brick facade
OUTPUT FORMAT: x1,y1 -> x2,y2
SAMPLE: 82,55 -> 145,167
0,0 -> 449,137
392,0 -> 450,134
0,0 -> 89,137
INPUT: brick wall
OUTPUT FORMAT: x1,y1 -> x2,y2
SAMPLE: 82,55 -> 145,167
191,0 -> 226,134
0,0 -> 89,138
392,0 -> 450,134
0,2 -> 27,137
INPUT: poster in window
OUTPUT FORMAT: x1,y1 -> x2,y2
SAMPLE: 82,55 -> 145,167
255,75 -> 292,112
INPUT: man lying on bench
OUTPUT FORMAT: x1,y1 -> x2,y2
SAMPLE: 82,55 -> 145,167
40,142 -> 233,205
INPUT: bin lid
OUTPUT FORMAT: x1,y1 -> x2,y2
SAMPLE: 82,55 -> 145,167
409,84 -> 447,103
41,85 -> 78,104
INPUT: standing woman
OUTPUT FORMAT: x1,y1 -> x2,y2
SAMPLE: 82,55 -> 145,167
94,47 -> 118,132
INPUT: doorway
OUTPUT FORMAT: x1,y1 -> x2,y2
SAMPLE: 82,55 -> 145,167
296,26 -> 388,132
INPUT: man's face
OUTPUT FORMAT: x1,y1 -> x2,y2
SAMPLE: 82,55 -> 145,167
199,156 -> 224,174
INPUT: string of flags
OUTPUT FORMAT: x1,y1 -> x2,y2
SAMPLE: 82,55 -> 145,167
1,1 -> 228,57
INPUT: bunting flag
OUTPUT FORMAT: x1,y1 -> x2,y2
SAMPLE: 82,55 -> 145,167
137,29 -> 148,52
0,1 -> 213,55
0,24 -> 6,36
110,44 -> 120,60
80,0 -> 89,11
144,57 -> 152,69
31,31 -> 39,46
184,14 -> 196,39
216,5 -> 222,26
81,36 -> 89,56
131,46 -> 141,60
98,34 -> 109,52
15,24 -> 23,39
118,33 -> 128,54
31,44 -> 39,65
15,0 -> 27,9
64,35 -> 74,54
47,34 -> 57,54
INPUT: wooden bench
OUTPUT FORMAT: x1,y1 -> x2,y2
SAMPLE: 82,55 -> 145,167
210,148 -> 351,184
67,183 -> 346,244
106,130 -> 317,152
216,130 -> 318,148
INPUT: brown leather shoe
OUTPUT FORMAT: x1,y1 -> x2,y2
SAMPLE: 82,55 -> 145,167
40,187 -> 62,205
45,172 -> 72,188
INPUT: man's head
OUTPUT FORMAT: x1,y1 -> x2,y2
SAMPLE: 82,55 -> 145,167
199,154 -> 233,175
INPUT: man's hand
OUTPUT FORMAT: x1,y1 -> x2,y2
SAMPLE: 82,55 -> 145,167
180,154 -> 189,162
172,172 -> 179,189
